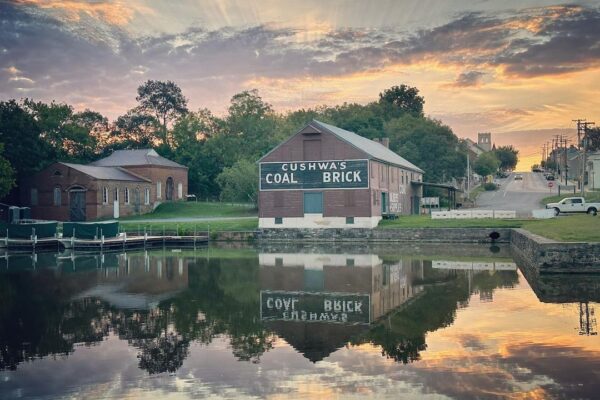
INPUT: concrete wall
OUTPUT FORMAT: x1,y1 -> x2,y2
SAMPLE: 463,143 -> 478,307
510,228 -> 600,273
258,227 -> 512,243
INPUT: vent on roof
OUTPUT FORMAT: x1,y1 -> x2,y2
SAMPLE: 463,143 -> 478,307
300,125 -> 321,136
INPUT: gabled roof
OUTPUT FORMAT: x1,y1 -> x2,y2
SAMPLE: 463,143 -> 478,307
90,149 -> 186,168
61,163 -> 149,182
464,138 -> 486,154
260,120 -> 423,173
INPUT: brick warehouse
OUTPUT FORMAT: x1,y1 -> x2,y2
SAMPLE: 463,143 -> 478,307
258,120 -> 423,229
21,149 -> 188,221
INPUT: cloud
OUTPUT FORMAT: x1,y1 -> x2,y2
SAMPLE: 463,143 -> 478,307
1,1 -> 600,120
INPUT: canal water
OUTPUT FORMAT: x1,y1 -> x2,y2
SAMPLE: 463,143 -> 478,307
0,244 -> 598,399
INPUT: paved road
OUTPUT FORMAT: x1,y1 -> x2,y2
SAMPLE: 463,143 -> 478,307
474,172 -> 552,216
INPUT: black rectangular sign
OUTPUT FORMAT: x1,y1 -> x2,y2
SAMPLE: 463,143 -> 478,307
259,159 -> 369,190
260,290 -> 371,325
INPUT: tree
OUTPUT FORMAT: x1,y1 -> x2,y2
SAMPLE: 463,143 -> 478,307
0,143 -> 15,198
0,100 -> 48,179
587,127 -> 600,152
378,85 -> 425,117
111,109 -> 160,149
494,145 -> 518,171
384,114 -> 466,183
473,152 -> 501,177
215,159 -> 258,204
136,80 -> 188,145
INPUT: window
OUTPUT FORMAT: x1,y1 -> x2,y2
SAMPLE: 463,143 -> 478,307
145,188 -> 150,205
30,188 -> 38,206
346,216 -> 355,224
178,183 -> 183,199
102,187 -> 109,204
156,181 -> 162,199
53,187 -> 61,206
53,170 -> 62,176
346,258 -> 355,267
572,198 -> 583,204
125,187 -> 130,204
275,217 -> 283,225
303,192 -> 323,214
114,188 -> 119,203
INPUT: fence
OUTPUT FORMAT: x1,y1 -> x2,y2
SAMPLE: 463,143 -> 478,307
431,210 -> 516,219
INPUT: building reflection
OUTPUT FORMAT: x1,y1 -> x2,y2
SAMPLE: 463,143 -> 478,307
0,245 -> 523,373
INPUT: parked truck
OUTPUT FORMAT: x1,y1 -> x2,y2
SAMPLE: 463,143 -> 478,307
545,197 -> 599,216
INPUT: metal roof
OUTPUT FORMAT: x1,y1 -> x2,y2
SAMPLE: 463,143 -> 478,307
61,163 -> 148,182
91,149 -> 186,168
307,120 -> 423,172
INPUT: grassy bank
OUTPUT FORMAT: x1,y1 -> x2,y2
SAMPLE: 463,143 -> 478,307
120,201 -> 257,220
521,215 -> 600,242
120,218 -> 259,234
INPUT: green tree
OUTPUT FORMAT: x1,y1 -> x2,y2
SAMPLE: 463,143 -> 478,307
0,100 -> 48,179
384,114 -> 466,182
378,85 -> 425,117
494,145 -> 519,171
136,80 -> 188,145
216,159 -> 258,204
111,109 -> 160,149
473,152 -> 501,177
587,127 -> 600,152
0,143 -> 15,198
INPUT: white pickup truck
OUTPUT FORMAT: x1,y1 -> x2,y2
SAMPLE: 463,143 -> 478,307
546,197 -> 599,216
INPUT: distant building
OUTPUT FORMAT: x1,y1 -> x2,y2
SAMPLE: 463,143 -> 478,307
20,149 -> 188,221
588,152 -> 600,190
477,132 -> 492,152
464,138 -> 486,159
258,120 -> 424,229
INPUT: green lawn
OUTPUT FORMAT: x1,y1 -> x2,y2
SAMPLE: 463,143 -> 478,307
377,215 -> 525,229
120,218 -> 259,234
120,201 -> 257,220
521,215 -> 600,242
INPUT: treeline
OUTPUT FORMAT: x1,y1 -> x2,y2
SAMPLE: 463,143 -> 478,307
0,81 -> 500,202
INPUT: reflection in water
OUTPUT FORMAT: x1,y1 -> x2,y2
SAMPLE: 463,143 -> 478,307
0,245 -> 598,399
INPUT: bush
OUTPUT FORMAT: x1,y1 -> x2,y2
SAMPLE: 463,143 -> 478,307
483,182 -> 498,191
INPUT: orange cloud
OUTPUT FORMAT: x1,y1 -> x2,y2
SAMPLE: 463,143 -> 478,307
15,0 -> 152,26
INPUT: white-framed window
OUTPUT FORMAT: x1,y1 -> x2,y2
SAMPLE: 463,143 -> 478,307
114,187 -> 119,203
125,187 -> 130,204
30,188 -> 38,206
102,187 -> 109,204
178,183 -> 183,199
156,181 -> 162,199
145,188 -> 150,205
53,187 -> 61,206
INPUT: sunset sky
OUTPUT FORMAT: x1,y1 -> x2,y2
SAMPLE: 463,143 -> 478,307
2,0 -> 600,169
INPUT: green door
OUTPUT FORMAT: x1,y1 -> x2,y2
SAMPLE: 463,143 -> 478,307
381,192 -> 388,214
303,192 -> 323,214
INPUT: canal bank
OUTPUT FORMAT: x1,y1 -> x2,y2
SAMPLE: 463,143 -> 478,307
213,227 -> 600,273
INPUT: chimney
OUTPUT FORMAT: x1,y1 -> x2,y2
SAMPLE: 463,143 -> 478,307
382,138 -> 390,148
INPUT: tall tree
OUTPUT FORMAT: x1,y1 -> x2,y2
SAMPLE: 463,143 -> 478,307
111,109 -> 160,149
378,85 -> 425,117
587,127 -> 600,152
136,80 -> 188,146
0,143 -> 15,199
0,100 -> 48,179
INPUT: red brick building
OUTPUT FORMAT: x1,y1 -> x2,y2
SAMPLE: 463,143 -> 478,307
258,120 -> 423,228
21,149 -> 188,221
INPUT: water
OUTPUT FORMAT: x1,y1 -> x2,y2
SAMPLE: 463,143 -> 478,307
0,244 -> 598,399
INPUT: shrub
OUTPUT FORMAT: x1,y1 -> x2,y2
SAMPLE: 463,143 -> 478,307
483,182 -> 498,191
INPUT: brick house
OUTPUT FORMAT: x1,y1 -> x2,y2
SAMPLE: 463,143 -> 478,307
258,120 -> 423,229
21,149 -> 188,221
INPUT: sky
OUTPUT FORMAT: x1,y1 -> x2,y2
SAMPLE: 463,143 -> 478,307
2,0 -> 600,170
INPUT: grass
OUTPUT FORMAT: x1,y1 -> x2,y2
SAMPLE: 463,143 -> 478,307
377,215 -> 525,229
119,218 -> 259,234
521,215 -> 600,242
541,191 -> 600,206
120,201 -> 257,220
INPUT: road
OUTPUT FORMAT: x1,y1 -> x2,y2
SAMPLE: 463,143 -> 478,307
474,172 -> 552,216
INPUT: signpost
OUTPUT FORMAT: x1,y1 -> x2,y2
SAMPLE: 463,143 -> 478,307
259,159 -> 369,191
548,181 -> 554,192
260,290 -> 371,325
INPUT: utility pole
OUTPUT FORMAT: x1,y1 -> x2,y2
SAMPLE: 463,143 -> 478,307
563,136 -> 570,184
581,121 -> 596,195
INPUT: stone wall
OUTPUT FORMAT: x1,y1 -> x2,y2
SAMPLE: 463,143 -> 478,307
258,227 -> 512,244
510,228 -> 600,273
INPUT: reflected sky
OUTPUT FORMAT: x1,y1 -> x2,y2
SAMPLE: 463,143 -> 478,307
0,245 -> 598,399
